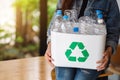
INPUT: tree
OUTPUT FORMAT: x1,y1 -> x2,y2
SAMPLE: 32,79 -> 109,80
13,0 -> 39,46
13,0 -> 57,55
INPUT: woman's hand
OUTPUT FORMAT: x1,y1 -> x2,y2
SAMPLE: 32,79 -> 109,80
96,46 -> 112,71
45,42 -> 54,67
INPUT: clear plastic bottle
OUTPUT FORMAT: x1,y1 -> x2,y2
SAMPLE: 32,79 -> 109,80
61,15 -> 68,33
64,9 -> 78,22
64,10 -> 71,20
66,20 -> 73,33
52,10 -> 63,32
95,10 -> 105,24
94,10 -> 107,35
60,15 -> 73,33
97,14 -> 104,24
71,9 -> 78,22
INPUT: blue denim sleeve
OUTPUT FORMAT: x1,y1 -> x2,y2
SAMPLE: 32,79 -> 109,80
47,0 -> 62,44
106,0 -> 120,54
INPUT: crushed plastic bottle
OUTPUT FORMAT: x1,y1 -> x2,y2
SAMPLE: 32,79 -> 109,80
51,9 -> 106,35
79,16 -> 96,34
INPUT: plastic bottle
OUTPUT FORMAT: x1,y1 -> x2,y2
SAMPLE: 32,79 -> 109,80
97,14 -> 104,24
71,9 -> 78,22
64,10 -> 71,20
94,10 -> 106,35
52,10 -> 63,32
61,15 -> 69,33
64,9 -> 78,22
79,16 -> 95,35
60,15 -> 73,33
95,10 -> 105,24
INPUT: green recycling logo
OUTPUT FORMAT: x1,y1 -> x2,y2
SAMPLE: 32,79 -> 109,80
65,42 -> 89,62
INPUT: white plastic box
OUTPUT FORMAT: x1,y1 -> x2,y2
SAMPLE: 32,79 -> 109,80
51,31 -> 106,69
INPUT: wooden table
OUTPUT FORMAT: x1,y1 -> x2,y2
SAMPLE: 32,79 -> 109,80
0,55 -> 119,80
0,57 -> 54,80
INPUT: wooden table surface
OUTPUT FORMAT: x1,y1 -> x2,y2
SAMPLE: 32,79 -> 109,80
0,56 -> 115,80
0,45 -> 120,80
0,57 -> 54,80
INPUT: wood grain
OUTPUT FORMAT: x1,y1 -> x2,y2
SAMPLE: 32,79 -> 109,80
0,57 -> 54,80
0,44 -> 119,80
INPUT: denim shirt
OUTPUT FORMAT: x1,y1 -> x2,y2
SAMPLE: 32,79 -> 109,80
47,0 -> 120,53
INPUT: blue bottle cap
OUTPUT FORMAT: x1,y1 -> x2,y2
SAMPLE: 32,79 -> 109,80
96,10 -> 102,15
73,27 -> 79,32
63,15 -> 69,20
56,10 -> 62,15
98,14 -> 103,19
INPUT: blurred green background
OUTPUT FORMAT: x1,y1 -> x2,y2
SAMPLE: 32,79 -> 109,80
0,0 -> 57,60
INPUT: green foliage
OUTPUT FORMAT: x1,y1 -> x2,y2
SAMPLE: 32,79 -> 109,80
0,43 -> 39,60
0,28 -> 13,40
15,36 -> 24,43
0,33 -> 12,39
13,0 -> 39,12
0,29 -> 4,32
0,0 -> 58,61
21,44 -> 39,53
13,0 -> 40,27
0,46 -> 24,60
13,0 -> 57,27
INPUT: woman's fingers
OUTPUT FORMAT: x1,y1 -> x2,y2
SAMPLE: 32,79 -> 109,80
47,57 -> 54,67
97,60 -> 107,71
45,49 -> 54,67
45,54 -> 54,67
97,67 -> 105,71
96,51 -> 109,71
96,60 -> 106,71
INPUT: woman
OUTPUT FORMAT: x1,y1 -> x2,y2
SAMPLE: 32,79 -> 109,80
45,0 -> 120,80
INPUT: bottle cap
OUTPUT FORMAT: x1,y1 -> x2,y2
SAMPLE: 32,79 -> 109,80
63,15 -> 69,20
98,14 -> 103,19
73,27 -> 79,32
56,10 -> 62,15
96,10 -> 102,15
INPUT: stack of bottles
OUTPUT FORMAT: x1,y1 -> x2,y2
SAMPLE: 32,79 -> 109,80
51,9 -> 107,35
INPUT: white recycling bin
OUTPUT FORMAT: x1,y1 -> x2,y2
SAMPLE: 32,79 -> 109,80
51,31 -> 106,69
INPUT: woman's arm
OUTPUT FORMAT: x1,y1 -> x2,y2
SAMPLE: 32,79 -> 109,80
105,0 -> 120,54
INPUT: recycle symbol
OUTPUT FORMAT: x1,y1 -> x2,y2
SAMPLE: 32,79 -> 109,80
65,42 -> 89,62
